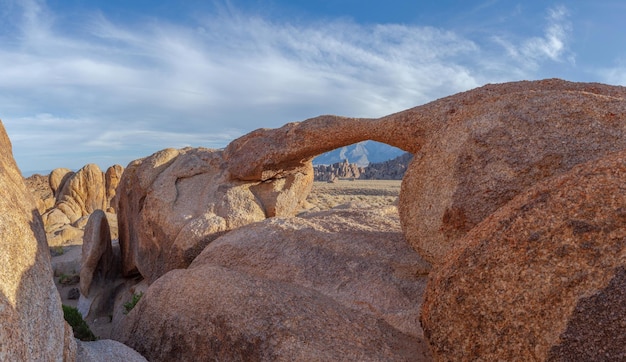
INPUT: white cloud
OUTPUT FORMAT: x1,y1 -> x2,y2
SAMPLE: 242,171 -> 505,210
0,1 -> 577,172
490,5 -> 573,71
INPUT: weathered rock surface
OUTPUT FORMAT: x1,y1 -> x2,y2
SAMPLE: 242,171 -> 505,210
46,224 -> 84,247
224,79 -> 626,265
55,164 -> 107,223
313,153 -> 413,181
24,173 -> 55,214
400,80 -> 626,264
32,165 -> 121,247
420,150 -> 626,361
78,210 -> 124,321
42,207 -> 72,232
76,339 -> 147,362
314,159 -> 364,181
72,212 -> 118,240
80,210 -> 115,297
0,120 -> 76,361
116,147 -> 312,283
105,164 -> 123,212
360,152 -> 412,180
115,205 -> 432,361
49,168 -> 74,198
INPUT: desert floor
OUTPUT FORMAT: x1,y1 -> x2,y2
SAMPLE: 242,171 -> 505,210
305,179 -> 401,210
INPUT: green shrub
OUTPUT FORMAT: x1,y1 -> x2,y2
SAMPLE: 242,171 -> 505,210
58,273 -> 79,285
62,305 -> 96,341
123,291 -> 144,314
50,246 -> 65,256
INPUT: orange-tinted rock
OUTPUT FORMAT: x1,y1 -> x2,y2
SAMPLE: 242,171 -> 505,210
225,79 -> 626,265
400,80 -> 626,264
420,150 -> 626,361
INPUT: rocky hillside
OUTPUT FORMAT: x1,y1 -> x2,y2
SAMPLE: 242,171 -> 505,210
360,152 -> 412,180
313,152 -> 412,181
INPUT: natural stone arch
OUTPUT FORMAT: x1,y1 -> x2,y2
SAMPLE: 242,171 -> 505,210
225,78 -> 626,265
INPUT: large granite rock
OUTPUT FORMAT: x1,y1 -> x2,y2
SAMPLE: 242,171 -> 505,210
0,120 -> 76,361
116,147 -> 312,282
399,80 -> 626,264
224,79 -> 626,265
115,205 -> 432,361
420,150 -> 626,361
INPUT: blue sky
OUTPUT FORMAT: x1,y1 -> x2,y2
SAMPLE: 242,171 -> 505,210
1,0 -> 625,174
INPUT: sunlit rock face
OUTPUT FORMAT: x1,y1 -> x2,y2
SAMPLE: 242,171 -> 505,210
0,120 -> 76,361
116,147 -> 312,283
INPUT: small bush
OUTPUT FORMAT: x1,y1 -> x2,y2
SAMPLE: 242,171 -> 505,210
58,273 -> 79,285
50,246 -> 65,256
124,291 -> 144,314
62,305 -> 96,341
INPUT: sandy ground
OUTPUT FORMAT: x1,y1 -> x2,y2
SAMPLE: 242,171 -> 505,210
305,180 -> 401,210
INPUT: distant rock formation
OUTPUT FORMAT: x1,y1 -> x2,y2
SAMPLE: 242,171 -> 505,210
55,164 -> 107,223
313,159 -> 363,181
313,152 -> 413,181
421,149 -> 626,361
24,173 -> 55,214
360,152 -> 412,180
114,205 -> 432,361
32,164 -> 124,247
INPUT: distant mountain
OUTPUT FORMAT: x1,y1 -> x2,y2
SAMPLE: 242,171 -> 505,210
313,152 -> 413,181
312,141 -> 405,167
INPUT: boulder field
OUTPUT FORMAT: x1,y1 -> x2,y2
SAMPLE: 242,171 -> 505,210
4,78 -> 626,360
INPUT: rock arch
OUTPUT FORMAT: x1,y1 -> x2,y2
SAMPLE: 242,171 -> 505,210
224,78 -> 626,265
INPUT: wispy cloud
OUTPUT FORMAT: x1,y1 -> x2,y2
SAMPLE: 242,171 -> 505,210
491,5 -> 573,71
0,0 -> 575,172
